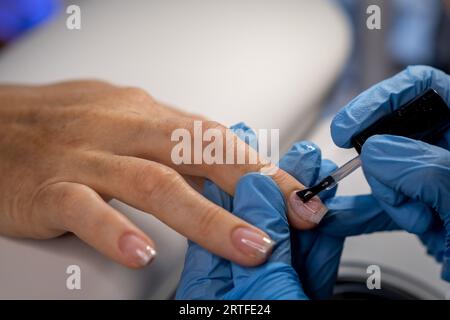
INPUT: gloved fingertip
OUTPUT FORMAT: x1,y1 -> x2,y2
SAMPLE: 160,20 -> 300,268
319,159 -> 339,178
330,112 -> 355,148
234,173 -> 285,213
288,140 -> 320,155
279,141 -> 321,186
230,122 -> 249,131
230,122 -> 257,146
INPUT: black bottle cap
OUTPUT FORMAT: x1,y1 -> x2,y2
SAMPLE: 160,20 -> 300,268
351,89 -> 450,153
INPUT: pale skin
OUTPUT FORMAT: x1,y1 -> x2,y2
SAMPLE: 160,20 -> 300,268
0,80 -> 326,268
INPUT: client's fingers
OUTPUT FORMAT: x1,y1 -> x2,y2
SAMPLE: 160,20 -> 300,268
223,126 -> 328,230
34,182 -> 156,268
128,117 -> 327,230
81,153 -> 273,266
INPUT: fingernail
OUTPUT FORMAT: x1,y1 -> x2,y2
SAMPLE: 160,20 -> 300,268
231,227 -> 274,259
119,233 -> 157,267
289,190 -> 328,224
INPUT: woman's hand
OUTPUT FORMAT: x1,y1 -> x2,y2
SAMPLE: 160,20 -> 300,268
0,80 -> 327,268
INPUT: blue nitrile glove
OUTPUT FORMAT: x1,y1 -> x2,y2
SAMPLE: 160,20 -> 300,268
177,123 -> 402,299
331,65 -> 450,281
176,123 -> 308,299
280,143 -> 399,299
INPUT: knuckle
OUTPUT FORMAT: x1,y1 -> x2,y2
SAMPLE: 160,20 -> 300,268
120,87 -> 154,103
203,120 -> 227,133
52,184 -> 89,224
135,163 -> 182,204
46,79 -> 113,90
27,225 -> 64,239
195,206 -> 223,238
271,168 -> 292,188
31,182 -> 86,233
126,116 -> 150,140
73,79 -> 111,87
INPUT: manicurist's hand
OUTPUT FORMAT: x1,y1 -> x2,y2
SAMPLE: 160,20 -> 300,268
176,135 -> 403,300
331,66 -> 450,280
0,81 -> 327,268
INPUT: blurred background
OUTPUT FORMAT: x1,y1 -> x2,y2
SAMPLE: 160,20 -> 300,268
2,0 -> 450,114
326,0 -> 450,116
0,0 -> 449,299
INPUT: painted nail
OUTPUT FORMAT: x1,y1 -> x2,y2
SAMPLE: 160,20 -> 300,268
289,190 -> 328,224
119,233 -> 157,267
231,227 -> 275,259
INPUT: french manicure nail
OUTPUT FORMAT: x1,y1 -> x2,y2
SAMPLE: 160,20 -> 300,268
119,233 -> 157,267
232,227 -> 274,259
289,190 -> 328,224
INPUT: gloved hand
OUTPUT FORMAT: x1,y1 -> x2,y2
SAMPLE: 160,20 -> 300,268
280,143 -> 398,299
331,65 -> 450,281
176,172 -> 308,299
176,123 -> 401,299
176,123 -> 308,299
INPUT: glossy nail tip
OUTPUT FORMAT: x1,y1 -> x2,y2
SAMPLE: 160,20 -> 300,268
136,245 -> 157,266
304,205 -> 328,224
289,191 -> 328,224
119,233 -> 157,267
241,237 -> 274,256
233,227 -> 275,259
262,236 -> 274,246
